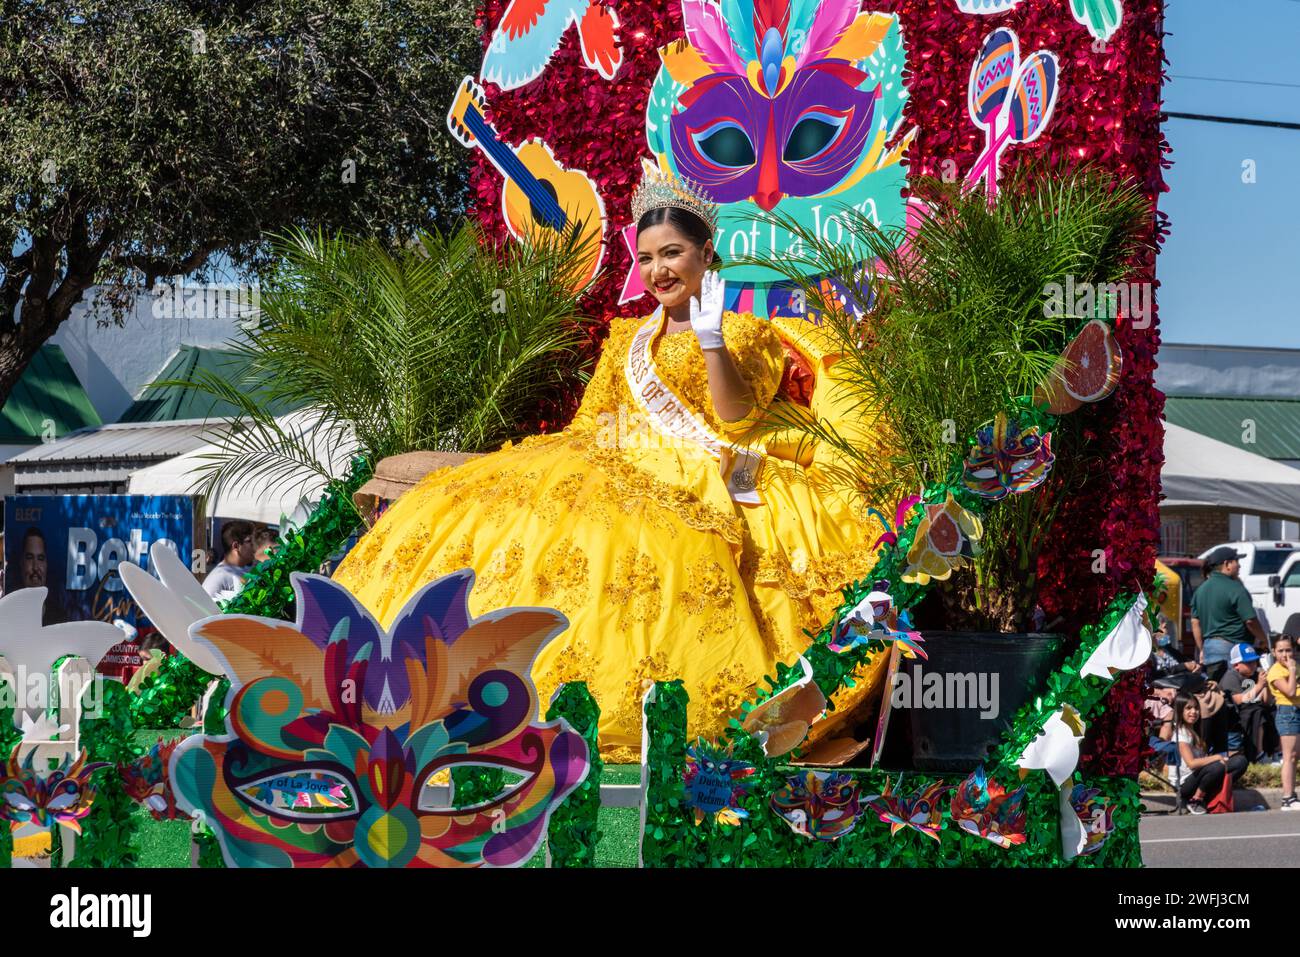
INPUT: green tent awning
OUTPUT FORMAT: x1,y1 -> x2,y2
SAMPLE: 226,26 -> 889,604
0,345 -> 101,443
1163,396 -> 1300,462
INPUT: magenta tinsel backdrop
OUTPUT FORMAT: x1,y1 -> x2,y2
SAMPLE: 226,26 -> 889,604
469,0 -> 1170,775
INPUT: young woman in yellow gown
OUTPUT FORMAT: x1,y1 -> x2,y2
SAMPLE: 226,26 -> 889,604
333,171 -> 890,762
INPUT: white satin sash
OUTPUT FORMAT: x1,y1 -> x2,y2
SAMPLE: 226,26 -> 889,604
623,308 -> 764,504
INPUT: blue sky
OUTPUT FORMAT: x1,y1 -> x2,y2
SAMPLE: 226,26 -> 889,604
1158,0 -> 1300,348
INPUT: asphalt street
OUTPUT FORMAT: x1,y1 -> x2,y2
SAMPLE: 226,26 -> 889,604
1142,798 -> 1300,866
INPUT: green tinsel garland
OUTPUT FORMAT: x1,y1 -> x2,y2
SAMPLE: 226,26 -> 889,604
70,679 -> 140,867
544,683 -> 603,867
0,676 -> 18,867
451,766 -> 507,808
640,680 -> 693,868
987,591 -> 1138,777
128,655 -> 215,732
129,457 -> 372,729
643,591 -> 1145,867
203,678 -> 231,736
194,824 -> 224,868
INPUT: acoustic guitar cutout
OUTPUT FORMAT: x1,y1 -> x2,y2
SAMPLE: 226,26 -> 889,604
448,76 -> 606,291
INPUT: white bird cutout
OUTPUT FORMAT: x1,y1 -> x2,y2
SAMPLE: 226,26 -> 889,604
1017,703 -> 1086,788
0,588 -> 124,726
1079,593 -> 1152,681
118,542 -> 225,678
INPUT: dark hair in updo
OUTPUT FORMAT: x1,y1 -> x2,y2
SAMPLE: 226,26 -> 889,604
636,205 -> 722,266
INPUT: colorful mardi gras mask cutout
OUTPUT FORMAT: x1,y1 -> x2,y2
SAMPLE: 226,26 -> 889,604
170,570 -> 590,868
648,0 -> 908,211
949,766 -> 1027,849
683,738 -> 756,826
828,582 -> 927,660
0,747 -> 107,833
962,412 -> 1055,501
865,777 -> 949,841
771,770 -> 863,841
1062,783 -> 1116,859
119,738 -> 184,821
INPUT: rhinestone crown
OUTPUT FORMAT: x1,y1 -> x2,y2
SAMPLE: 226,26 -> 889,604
630,165 -> 720,231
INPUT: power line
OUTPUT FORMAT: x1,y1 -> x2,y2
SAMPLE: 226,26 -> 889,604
1164,111 -> 1300,131
1170,72 -> 1300,91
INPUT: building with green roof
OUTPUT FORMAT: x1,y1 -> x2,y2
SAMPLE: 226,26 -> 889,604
119,346 -> 302,423
0,345 -> 101,445
1157,343 -> 1300,555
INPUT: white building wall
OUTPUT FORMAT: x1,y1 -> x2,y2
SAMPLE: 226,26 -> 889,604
1156,343 -> 1300,400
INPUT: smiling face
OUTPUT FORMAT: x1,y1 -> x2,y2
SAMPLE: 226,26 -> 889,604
21,531 -> 47,588
636,222 -> 713,312
1181,700 -> 1200,725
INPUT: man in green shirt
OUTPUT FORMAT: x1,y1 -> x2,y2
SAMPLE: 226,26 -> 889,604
1191,547 -> 1267,681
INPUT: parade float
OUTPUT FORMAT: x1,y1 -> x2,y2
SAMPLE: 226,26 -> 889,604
0,0 -> 1167,869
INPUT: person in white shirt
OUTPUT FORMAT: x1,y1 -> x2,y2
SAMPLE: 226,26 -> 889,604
1174,692 -> 1248,814
202,521 -> 255,602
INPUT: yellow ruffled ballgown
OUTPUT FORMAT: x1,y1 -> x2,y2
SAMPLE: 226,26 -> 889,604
333,310 -> 889,762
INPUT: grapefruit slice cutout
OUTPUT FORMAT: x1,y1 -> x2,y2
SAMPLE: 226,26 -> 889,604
1034,320 -> 1124,414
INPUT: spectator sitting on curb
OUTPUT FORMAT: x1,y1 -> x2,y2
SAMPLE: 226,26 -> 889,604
1173,692 -> 1248,815
1146,693 -> 1175,742
1153,627 -> 1201,678
1219,642 -> 1271,764
1144,692 -> 1179,780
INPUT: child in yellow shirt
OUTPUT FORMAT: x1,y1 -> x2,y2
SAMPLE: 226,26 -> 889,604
1268,635 -> 1300,809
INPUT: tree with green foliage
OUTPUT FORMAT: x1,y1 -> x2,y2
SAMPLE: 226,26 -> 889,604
0,0 -> 482,402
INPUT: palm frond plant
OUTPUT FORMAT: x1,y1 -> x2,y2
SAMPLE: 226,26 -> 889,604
165,221 -> 598,513
734,163 -> 1152,632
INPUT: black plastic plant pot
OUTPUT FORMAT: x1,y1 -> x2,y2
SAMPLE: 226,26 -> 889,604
893,631 -> 1065,774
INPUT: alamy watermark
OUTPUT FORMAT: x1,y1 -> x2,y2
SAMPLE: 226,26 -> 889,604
891,667 -> 1000,719
594,404 -> 706,453
152,275 -> 260,329
0,667 -> 107,721
50,887 -> 151,937
1042,275 -> 1151,329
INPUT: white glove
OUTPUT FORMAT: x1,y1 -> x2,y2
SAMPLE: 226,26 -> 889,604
689,270 -> 726,350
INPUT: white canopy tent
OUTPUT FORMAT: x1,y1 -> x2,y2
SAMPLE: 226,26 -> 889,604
127,412 -> 359,526
1162,421 -> 1300,520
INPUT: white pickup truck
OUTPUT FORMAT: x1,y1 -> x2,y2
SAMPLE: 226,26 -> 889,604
1261,552 -> 1300,637
1197,542 -> 1300,638
1198,542 -> 1299,599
